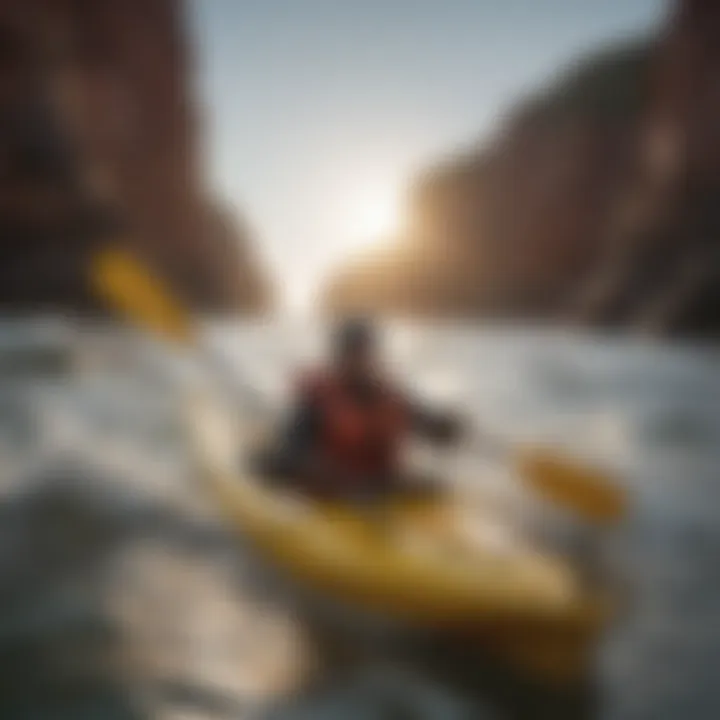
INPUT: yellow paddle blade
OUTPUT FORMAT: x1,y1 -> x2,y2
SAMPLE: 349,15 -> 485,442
516,449 -> 627,524
90,247 -> 196,346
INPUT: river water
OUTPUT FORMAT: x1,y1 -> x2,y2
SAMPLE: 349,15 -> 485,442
0,318 -> 718,719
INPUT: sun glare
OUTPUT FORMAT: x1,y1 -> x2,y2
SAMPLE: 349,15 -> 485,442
342,181 -> 404,255
356,188 -> 402,241
281,177 -> 406,315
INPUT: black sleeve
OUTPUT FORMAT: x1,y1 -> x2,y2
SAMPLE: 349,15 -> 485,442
273,397 -> 321,470
408,398 -> 462,444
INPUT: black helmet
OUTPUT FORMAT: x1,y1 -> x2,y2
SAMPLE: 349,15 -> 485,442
334,317 -> 376,356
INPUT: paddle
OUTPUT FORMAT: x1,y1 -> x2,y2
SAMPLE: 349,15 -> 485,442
90,246 -> 269,420
469,433 -> 626,524
89,246 -> 627,524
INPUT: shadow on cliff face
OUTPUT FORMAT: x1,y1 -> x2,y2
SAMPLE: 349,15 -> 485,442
0,2 -> 273,315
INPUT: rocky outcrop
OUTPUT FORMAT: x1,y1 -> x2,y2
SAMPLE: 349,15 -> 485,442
576,0 -> 720,336
323,0 -> 719,336
0,0 -> 271,313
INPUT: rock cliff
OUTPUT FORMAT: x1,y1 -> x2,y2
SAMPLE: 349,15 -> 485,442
577,0 -> 720,336
0,0 -> 271,313
323,0 -> 719,336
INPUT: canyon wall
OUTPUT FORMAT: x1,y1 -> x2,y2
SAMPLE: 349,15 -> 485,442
577,0 -> 720,335
323,0 -> 719,337
0,0 -> 271,313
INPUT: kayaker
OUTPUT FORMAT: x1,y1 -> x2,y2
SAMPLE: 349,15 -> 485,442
256,318 -> 464,499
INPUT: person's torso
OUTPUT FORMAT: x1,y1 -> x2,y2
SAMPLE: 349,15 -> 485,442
306,371 -> 409,477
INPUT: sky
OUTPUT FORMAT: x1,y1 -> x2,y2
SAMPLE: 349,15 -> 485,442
191,0 -> 667,312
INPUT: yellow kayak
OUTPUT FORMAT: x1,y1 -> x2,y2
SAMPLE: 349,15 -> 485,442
187,397 -> 611,682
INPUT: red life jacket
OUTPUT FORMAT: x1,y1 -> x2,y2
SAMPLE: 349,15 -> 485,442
299,370 -> 409,483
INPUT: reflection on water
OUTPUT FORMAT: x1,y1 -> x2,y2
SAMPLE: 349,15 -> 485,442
0,320 -> 718,718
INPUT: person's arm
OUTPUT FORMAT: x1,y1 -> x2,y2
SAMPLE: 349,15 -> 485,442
276,397 -> 360,496
408,400 -> 465,446
272,397 -> 321,475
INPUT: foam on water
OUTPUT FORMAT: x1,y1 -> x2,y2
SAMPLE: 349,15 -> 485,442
0,318 -> 718,719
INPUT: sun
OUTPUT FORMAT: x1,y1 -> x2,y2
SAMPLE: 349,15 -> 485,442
356,188 -> 402,240
343,181 -> 404,254
280,175 -> 407,315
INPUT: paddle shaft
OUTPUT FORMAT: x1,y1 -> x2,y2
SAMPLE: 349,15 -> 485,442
196,343 -> 272,422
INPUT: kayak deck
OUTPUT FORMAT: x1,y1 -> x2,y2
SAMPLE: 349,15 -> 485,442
187,396 -> 611,681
